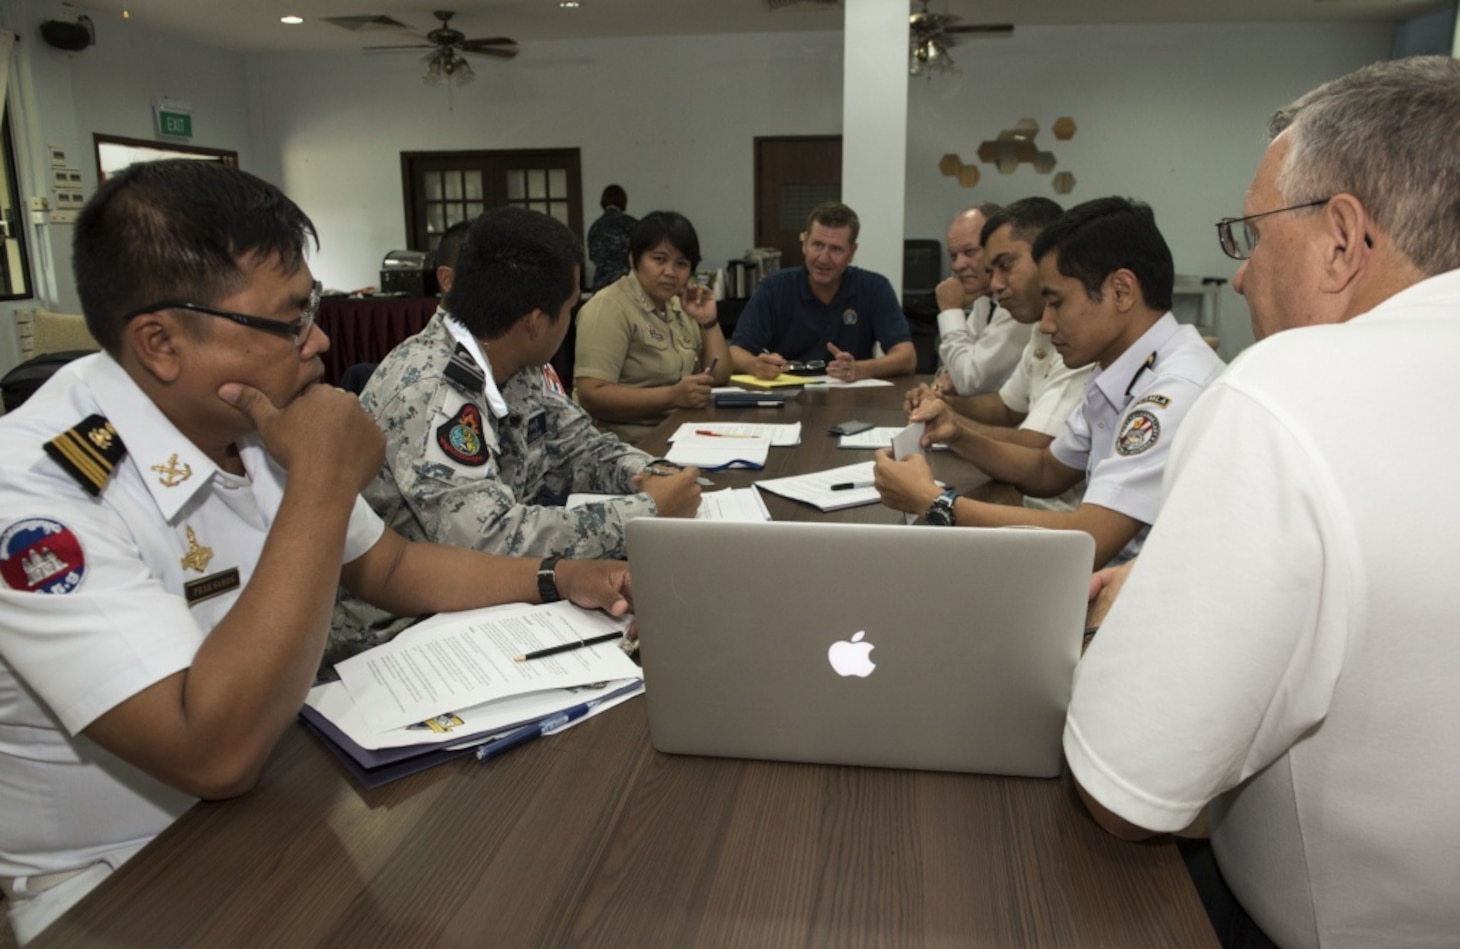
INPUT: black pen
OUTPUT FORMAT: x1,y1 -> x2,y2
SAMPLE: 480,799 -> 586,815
514,630 -> 624,662
831,480 -> 875,491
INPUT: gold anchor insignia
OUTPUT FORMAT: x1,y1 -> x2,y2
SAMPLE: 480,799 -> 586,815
179,525 -> 214,574
151,454 -> 193,488
1034,348 -> 1048,359
87,421 -> 116,451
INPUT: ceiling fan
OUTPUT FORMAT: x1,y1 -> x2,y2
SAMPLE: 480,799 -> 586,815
366,10 -> 518,87
909,1 -> 1012,77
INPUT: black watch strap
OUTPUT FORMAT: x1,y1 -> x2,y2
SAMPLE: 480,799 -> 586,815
537,555 -> 563,603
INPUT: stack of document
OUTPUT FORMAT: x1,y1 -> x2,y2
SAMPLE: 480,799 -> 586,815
663,433 -> 771,470
669,421 -> 802,446
301,602 -> 644,788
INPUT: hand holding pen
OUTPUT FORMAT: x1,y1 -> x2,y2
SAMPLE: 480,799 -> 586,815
672,356 -> 716,409
633,462 -> 704,518
753,348 -> 788,380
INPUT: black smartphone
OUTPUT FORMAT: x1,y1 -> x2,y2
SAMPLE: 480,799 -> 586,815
828,419 -> 875,436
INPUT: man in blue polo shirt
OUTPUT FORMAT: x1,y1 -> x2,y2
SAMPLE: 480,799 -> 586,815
729,202 -> 916,383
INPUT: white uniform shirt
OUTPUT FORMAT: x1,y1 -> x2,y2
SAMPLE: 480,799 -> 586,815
1065,269 -> 1460,948
997,329 -> 1092,438
0,353 -> 384,933
1049,313 -> 1224,562
935,297 -> 1030,396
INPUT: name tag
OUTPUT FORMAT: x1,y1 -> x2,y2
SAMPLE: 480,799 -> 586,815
526,411 -> 549,443
185,567 -> 241,606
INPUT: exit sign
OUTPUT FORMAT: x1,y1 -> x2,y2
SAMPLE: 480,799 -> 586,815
153,97 -> 193,139
159,110 -> 192,137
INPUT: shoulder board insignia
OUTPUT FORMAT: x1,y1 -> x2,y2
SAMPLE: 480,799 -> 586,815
444,344 -> 486,396
43,414 -> 127,497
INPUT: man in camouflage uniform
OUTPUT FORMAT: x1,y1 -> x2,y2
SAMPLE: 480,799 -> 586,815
332,206 -> 700,660
587,184 -> 637,291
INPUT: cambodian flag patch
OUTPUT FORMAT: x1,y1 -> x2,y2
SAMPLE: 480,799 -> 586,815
437,403 -> 488,466
0,518 -> 87,594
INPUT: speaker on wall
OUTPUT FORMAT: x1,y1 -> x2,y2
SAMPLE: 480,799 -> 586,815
40,19 -> 93,52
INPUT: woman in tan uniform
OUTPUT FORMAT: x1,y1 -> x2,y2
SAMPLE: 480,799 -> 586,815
573,211 -> 731,443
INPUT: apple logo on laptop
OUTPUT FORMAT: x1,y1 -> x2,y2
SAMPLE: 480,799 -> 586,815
827,631 -> 876,678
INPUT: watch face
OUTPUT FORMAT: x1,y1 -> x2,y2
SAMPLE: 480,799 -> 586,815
926,492 -> 956,527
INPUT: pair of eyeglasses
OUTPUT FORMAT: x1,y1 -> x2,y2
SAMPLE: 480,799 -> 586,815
786,360 -> 826,375
122,280 -> 323,346
1215,198 -> 1329,260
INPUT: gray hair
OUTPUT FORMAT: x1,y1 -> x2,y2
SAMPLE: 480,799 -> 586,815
1270,55 -> 1460,276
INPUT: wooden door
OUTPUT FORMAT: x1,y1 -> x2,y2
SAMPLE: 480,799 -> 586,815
401,149 -> 583,253
754,136 -> 842,269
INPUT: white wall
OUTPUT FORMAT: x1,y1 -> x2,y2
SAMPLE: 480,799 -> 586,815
0,0 -> 254,371
247,31 -> 845,296
250,21 -> 1391,361
1,12 -> 1397,373
903,21 -> 1394,358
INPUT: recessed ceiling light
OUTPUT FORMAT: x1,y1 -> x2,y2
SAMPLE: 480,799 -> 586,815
559,1 -> 580,8
280,15 -> 304,25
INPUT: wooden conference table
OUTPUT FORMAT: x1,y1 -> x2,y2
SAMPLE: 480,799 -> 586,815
34,380 -> 1216,948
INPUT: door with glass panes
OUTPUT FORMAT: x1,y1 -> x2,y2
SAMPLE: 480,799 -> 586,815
401,149 -> 583,254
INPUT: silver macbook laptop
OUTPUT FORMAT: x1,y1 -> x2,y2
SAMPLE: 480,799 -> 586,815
627,519 -> 1094,778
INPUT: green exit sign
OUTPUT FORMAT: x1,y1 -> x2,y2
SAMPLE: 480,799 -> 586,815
158,110 -> 192,138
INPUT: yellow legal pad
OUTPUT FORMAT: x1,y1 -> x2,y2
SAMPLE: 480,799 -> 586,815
729,373 -> 810,390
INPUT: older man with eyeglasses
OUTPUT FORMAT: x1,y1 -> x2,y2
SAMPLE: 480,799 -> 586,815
1065,56 -> 1460,948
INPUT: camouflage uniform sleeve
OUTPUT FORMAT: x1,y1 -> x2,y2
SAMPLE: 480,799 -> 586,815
403,372 -> 655,560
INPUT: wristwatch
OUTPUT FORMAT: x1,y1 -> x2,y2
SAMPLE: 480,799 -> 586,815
537,555 -> 563,603
925,488 -> 959,527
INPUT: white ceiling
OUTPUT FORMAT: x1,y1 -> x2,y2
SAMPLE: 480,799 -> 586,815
68,0 -> 1448,55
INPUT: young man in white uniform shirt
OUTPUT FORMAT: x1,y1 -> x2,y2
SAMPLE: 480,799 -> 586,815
1067,57 -> 1460,948
906,198 -> 1091,511
931,204 -> 1029,396
0,161 -> 632,943
877,197 -> 1224,569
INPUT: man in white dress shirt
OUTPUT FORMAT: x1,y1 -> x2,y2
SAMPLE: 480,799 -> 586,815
1066,56 -> 1460,949
931,203 -> 1029,396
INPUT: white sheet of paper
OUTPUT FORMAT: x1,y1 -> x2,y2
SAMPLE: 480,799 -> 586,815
893,421 -> 925,460
699,487 -> 773,521
806,377 -> 895,389
568,487 -> 769,522
839,427 -> 950,451
334,601 -> 640,734
668,421 -> 802,446
754,460 -> 881,511
892,422 -> 925,524
663,434 -> 771,469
